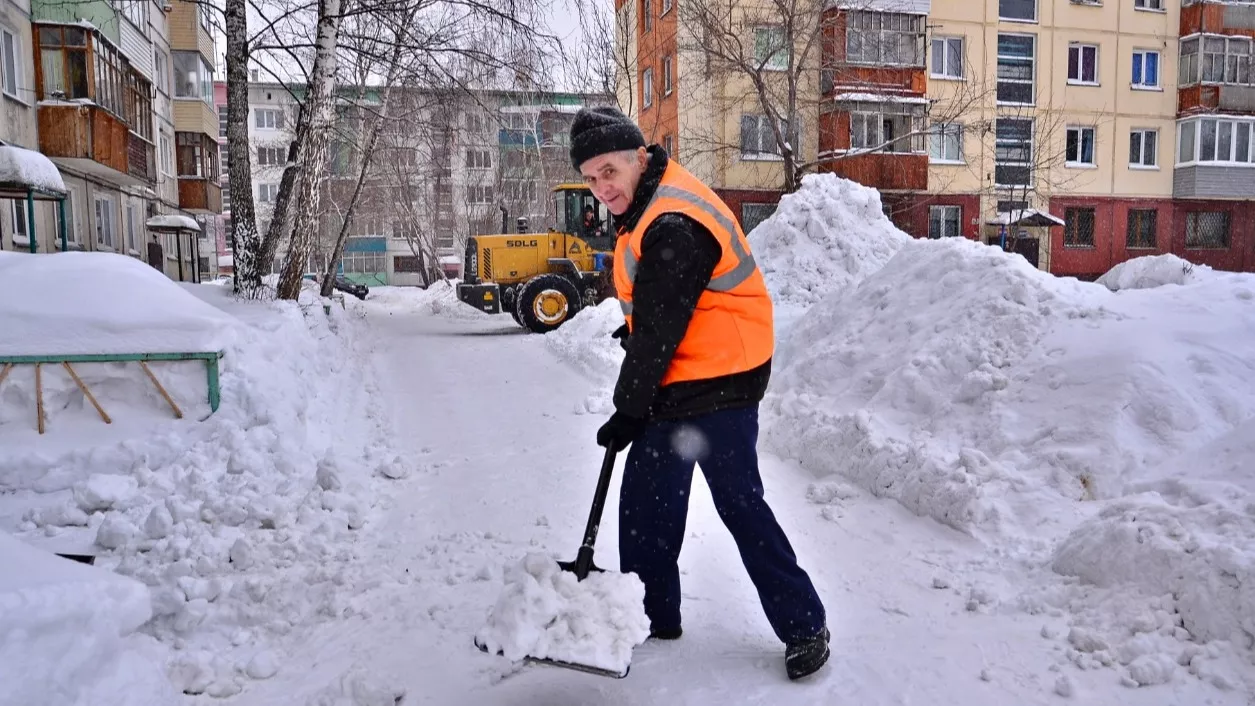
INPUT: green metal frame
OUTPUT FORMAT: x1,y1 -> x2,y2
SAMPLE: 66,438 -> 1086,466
0,352 -> 224,412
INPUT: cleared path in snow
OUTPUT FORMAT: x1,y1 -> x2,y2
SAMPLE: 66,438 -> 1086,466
231,306 -> 1245,706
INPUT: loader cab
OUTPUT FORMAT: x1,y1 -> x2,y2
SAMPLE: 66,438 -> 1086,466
553,184 -> 614,251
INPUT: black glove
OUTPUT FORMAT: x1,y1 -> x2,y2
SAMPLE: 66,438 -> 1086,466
596,411 -> 648,452
610,324 -> 630,352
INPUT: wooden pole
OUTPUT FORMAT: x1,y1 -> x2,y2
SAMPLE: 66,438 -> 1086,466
35,363 -> 45,434
62,362 -> 111,424
139,361 -> 183,419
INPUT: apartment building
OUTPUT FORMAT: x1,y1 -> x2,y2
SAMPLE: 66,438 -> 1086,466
621,0 -> 1255,277
0,0 -> 219,280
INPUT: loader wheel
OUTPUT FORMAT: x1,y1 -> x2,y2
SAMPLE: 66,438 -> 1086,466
517,274 -> 581,334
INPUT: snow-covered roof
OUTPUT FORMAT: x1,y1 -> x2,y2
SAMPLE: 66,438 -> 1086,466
499,103 -> 587,115
146,215 -> 201,232
0,145 -> 67,196
986,209 -> 1066,227
439,255 -> 461,265
833,93 -> 930,105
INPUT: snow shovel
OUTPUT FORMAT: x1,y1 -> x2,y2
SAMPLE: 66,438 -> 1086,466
474,446 -> 633,679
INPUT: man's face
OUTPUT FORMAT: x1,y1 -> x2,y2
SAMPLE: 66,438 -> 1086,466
580,148 -> 648,216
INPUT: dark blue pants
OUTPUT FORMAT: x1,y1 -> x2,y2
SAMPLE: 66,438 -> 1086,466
618,406 -> 826,644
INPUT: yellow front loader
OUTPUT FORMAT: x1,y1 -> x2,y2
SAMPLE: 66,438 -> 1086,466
456,184 -> 617,333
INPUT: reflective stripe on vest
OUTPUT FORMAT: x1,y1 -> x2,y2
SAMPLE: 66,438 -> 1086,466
619,185 -> 758,295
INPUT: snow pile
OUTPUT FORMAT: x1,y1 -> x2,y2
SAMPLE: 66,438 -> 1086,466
146,215 -> 201,232
366,282 -> 500,320
0,251 -> 237,356
1096,253 -> 1210,292
746,173 -> 911,319
541,300 -> 625,415
0,530 -> 177,706
0,144 -> 67,193
474,552 -> 650,675
0,284 -> 398,699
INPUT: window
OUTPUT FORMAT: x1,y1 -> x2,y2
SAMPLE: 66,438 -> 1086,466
929,123 -> 963,162
663,56 -> 673,94
219,108 -> 228,138
124,70 -> 153,141
996,34 -> 1035,104
255,108 -> 284,130
662,0 -> 672,13
55,190 -> 77,245
1129,129 -> 1157,167
1000,0 -> 1036,21
848,103 -> 924,153
467,184 -> 495,204
1126,209 -> 1157,249
125,203 -> 137,252
1186,211 -> 1230,249
1135,0 -> 1163,9
172,51 -> 212,104
663,134 -> 674,155
931,37 -> 963,79
643,67 -> 653,108
94,197 -> 116,249
257,146 -> 286,166
120,0 -> 148,29
1180,36 -> 1254,86
1132,50 -> 1160,88
394,255 -> 422,272
1065,126 -> 1096,165
1178,118 -> 1255,164
928,206 -> 962,239
642,0 -> 652,32
995,118 -> 1033,186
258,183 -> 279,202
2,26 -> 20,100
343,251 -> 386,274
466,149 -> 491,170
1064,208 -> 1095,248
1068,44 -> 1099,84
177,132 -> 219,178
37,26 -> 89,100
740,114 -> 801,158
845,12 -> 925,67
10,201 -> 28,240
754,27 -> 789,71
741,203 -> 777,233
153,50 -> 167,95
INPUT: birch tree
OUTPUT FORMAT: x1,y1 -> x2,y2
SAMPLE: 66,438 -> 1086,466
224,0 -> 264,296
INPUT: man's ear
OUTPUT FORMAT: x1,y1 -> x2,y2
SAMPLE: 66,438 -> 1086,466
638,146 -> 649,168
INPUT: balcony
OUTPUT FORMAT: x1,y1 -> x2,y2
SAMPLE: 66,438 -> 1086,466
169,0 -> 216,60
1181,1 -> 1255,36
179,178 -> 223,213
820,152 -> 928,191
177,132 -> 222,214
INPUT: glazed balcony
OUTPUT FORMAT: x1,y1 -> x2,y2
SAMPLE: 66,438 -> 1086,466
177,131 -> 223,214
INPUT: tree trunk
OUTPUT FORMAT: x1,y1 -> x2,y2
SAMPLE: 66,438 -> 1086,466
259,104 -> 311,270
320,99 -> 386,297
225,0 -> 263,296
276,0 -> 342,300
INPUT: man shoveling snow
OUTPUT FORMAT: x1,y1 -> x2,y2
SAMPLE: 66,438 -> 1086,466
575,107 -> 830,681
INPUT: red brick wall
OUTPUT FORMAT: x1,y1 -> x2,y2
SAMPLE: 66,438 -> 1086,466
885,193 -> 982,240
1048,197 -> 1255,277
715,189 -> 785,230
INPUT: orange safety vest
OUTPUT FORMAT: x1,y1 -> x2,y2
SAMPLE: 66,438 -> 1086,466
613,160 -> 774,386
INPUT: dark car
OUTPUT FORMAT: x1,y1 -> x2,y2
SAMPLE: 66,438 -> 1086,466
333,276 -> 368,300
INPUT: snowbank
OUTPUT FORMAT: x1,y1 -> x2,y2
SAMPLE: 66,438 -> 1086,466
542,300 -> 624,415
1096,253 -> 1210,292
474,552 -> 650,675
0,530 -> 177,706
146,215 -> 201,232
0,144 -> 66,193
0,284 -> 399,699
0,251 -> 237,356
366,282 -> 501,320
746,173 -> 910,323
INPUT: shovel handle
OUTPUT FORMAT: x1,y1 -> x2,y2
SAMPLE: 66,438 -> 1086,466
572,447 -> 618,579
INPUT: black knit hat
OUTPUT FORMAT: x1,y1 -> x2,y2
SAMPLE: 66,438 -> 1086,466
569,106 -> 647,169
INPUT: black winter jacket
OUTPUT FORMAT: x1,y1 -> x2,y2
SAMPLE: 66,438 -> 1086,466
611,146 -> 771,422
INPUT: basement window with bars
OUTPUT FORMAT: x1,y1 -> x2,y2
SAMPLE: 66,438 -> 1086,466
1186,211 -> 1230,249
1064,207 -> 1095,248
844,11 -> 925,67
1127,209 -> 1157,249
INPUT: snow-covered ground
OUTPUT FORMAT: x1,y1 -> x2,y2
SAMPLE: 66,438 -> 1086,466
2,175 -> 1254,704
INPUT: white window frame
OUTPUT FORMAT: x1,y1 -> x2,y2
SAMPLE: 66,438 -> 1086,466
844,11 -> 926,68
56,189 -> 78,246
10,200 -> 28,241
1130,129 -> 1159,169
1134,0 -> 1163,10
1068,43 -> 1100,85
1132,49 -> 1161,89
994,118 -> 1034,188
258,183 -> 279,203
754,26 -> 789,71
996,33 -> 1036,106
94,196 -> 116,250
2,24 -> 22,101
153,49 -> 169,96
255,108 -> 284,130
1176,117 -> 1255,166
999,0 -> 1037,23
643,68 -> 653,108
931,36 -> 963,80
661,0 -> 672,14
465,149 -> 491,170
928,205 -> 961,239
929,122 -> 963,163
848,103 -> 925,155
1065,126 -> 1097,167
125,202 -> 138,253
740,114 -> 800,160
663,56 -> 673,95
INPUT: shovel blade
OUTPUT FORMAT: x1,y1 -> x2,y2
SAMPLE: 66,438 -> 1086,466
474,636 -> 631,679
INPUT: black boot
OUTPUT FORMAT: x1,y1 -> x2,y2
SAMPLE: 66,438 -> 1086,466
649,625 -> 683,640
785,627 -> 829,680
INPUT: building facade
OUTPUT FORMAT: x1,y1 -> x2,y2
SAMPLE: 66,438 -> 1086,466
619,0 -> 1255,278
0,0 -> 221,280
